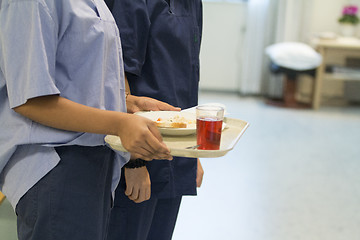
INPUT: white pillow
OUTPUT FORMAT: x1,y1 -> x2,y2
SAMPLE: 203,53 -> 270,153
265,42 -> 322,71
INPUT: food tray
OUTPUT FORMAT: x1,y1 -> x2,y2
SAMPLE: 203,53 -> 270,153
105,117 -> 249,158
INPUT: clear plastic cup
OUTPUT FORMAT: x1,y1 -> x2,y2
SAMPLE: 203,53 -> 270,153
196,105 -> 224,150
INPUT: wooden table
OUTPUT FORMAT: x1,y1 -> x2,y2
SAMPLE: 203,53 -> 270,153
311,38 -> 360,109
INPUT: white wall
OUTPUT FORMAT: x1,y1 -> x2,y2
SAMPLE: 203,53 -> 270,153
304,0 -> 360,40
199,2 -> 247,91
199,0 -> 360,93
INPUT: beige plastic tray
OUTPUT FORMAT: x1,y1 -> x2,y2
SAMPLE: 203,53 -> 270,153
105,117 -> 249,158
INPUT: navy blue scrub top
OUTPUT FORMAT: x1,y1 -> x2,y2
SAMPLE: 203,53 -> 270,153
105,0 -> 203,198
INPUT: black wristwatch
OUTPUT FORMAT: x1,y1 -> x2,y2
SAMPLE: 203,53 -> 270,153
124,158 -> 147,169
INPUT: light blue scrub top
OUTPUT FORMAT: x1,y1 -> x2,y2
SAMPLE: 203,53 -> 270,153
0,0 -> 130,208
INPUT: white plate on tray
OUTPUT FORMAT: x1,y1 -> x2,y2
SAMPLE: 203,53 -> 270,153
105,117 -> 249,158
136,111 -> 197,136
135,111 -> 226,136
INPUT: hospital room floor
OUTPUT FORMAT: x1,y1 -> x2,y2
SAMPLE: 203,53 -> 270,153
1,91 -> 360,240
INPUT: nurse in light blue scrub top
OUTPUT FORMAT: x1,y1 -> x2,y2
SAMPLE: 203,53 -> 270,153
0,0 -> 176,239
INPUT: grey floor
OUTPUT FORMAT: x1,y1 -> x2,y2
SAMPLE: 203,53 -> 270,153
173,92 -> 360,240
1,92 -> 360,240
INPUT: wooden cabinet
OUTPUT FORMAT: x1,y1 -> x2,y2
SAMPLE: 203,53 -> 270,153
311,38 -> 360,109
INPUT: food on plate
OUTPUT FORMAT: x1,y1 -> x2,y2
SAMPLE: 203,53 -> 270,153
155,115 -> 195,128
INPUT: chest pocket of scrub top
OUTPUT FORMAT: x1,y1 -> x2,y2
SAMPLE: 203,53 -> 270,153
57,0 -> 121,67
91,0 -> 126,106
92,0 -> 121,37
92,0 -> 114,22
158,0 -> 201,67
162,0 -> 201,64
164,0 -> 190,17
56,0 -> 123,110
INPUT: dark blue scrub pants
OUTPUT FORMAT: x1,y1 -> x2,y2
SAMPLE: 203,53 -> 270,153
16,145 -> 115,240
107,185 -> 182,240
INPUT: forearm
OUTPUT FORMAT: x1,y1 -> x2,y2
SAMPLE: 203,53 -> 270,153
13,94 -> 173,161
13,95 -> 127,136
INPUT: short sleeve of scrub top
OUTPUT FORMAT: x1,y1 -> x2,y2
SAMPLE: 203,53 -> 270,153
0,1 -> 60,109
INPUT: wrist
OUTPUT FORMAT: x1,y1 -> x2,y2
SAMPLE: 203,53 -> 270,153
110,111 -> 130,137
124,158 -> 147,169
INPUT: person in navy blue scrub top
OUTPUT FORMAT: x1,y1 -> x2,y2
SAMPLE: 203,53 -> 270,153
0,1 -> 178,239
105,1 -> 204,239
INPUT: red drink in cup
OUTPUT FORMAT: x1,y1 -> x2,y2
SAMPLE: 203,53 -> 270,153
196,117 -> 223,150
196,105 -> 224,150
